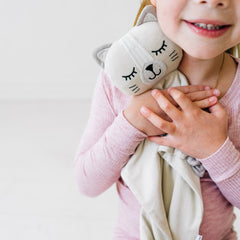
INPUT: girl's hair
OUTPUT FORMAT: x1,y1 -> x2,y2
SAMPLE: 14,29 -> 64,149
134,0 -> 240,58
228,45 -> 240,58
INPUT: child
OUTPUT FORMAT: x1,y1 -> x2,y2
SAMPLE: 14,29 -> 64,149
74,0 -> 240,239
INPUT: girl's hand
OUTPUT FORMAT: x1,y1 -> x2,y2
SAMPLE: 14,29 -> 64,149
124,85 -> 220,136
140,88 -> 228,159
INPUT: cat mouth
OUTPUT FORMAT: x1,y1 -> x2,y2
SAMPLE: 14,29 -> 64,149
145,64 -> 162,80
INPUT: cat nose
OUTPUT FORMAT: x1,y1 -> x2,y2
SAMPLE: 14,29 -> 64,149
142,61 -> 167,84
145,64 -> 154,73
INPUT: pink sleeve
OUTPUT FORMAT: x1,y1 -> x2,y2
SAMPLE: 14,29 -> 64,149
198,137 -> 240,208
74,71 -> 146,197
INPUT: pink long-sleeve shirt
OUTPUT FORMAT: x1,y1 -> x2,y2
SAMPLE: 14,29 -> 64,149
75,59 -> 240,239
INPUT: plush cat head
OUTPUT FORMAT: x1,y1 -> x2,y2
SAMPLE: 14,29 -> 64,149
94,5 -> 182,95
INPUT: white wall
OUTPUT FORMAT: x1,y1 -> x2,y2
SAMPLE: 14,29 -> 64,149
0,0 -> 139,100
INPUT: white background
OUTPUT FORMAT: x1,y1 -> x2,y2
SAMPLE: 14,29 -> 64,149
0,0 -> 139,100
0,0 -> 239,239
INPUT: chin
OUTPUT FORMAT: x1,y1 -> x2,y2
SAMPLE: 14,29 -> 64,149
183,47 -> 225,60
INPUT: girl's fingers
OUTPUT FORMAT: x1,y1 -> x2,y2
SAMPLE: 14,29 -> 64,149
140,106 -> 175,134
172,85 -> 209,94
209,102 -> 227,118
151,89 -> 182,121
194,96 -> 218,109
186,89 -> 220,102
168,88 -> 197,112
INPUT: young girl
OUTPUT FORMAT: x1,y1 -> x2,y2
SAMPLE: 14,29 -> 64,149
75,0 -> 240,239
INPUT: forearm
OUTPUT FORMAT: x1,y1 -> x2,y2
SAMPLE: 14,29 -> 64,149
198,138 -> 240,208
74,111 -> 146,197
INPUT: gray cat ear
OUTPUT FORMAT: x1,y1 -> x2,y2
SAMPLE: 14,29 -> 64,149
93,43 -> 112,68
136,5 -> 157,26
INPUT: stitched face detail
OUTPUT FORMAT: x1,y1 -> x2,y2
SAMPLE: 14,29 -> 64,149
142,61 -> 167,84
103,22 -> 182,95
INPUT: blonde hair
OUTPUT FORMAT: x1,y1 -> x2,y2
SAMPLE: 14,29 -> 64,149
227,45 -> 240,58
134,0 -> 240,58
134,0 -> 152,26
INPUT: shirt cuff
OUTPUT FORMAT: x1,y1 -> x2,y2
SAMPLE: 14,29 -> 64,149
197,137 -> 240,182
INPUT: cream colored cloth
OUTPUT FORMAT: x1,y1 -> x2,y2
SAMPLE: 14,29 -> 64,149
121,71 -> 204,240
121,141 -> 203,240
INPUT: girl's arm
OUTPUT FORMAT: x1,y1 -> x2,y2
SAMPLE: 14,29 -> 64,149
75,71 -> 221,197
74,71 -> 146,197
198,138 -> 240,208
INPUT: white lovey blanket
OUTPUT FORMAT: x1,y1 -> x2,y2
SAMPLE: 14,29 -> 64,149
121,71 -> 204,240
121,141 -> 203,240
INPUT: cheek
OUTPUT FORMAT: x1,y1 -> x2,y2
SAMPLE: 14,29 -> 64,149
156,17 -> 179,47
233,18 -> 240,44
155,4 -> 181,41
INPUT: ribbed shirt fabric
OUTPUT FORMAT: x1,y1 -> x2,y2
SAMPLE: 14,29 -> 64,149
74,59 -> 240,239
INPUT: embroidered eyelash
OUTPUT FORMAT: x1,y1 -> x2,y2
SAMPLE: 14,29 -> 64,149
122,67 -> 137,81
152,40 -> 167,56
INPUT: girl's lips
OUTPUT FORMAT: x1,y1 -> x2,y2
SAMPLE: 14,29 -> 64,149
184,20 -> 231,38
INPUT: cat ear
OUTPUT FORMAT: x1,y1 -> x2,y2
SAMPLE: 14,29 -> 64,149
136,5 -> 157,26
93,43 -> 112,68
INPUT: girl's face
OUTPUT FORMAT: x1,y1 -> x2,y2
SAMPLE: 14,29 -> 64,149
150,0 -> 240,59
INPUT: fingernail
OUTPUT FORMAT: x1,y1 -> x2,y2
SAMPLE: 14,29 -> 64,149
140,106 -> 150,116
209,96 -> 217,103
205,86 -> 211,90
152,89 -> 159,97
213,89 -> 220,96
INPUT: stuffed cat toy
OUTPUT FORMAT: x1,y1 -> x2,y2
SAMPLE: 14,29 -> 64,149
94,5 -> 188,95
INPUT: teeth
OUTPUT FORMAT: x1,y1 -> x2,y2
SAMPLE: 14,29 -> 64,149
194,23 -> 221,30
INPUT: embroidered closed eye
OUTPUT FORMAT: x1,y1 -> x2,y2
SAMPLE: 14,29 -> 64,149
152,40 -> 167,56
122,67 -> 137,81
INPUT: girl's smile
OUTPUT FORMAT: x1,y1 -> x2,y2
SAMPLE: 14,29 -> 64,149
184,19 -> 231,38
